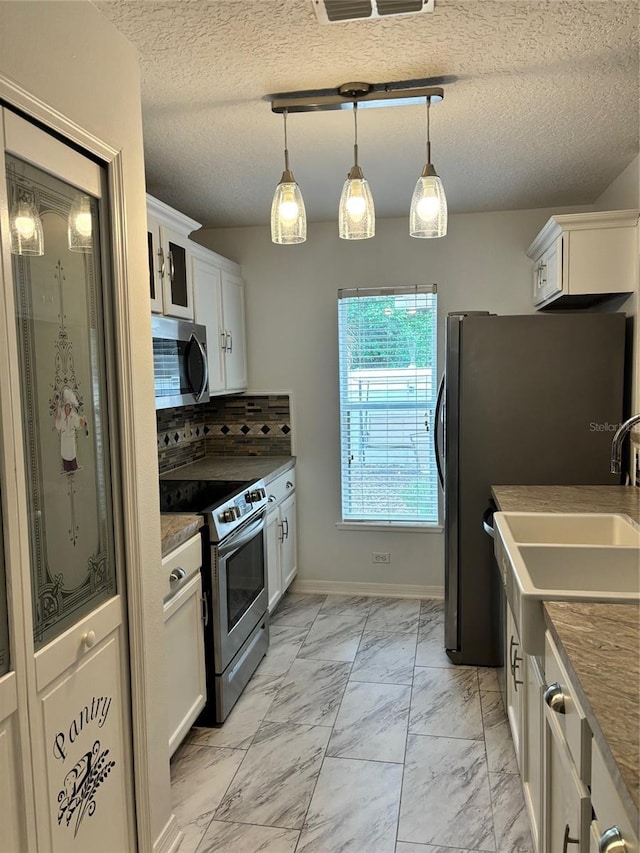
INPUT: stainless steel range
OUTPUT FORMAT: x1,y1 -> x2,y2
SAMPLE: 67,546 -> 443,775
159,477 -> 269,723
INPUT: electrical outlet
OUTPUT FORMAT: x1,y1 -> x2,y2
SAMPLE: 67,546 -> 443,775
372,552 -> 390,564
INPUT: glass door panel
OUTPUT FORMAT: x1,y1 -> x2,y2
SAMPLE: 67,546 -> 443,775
6,155 -> 117,650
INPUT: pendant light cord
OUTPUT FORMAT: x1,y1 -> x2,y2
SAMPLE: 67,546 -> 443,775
353,101 -> 359,167
283,108 -> 290,172
425,96 -> 432,165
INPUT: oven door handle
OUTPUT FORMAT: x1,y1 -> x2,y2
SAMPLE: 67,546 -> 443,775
218,511 -> 265,560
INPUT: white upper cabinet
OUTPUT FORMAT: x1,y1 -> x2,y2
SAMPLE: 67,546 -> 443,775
191,242 -> 248,395
147,194 -> 201,319
527,210 -> 639,309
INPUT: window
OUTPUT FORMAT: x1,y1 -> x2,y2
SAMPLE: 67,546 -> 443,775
338,285 -> 438,525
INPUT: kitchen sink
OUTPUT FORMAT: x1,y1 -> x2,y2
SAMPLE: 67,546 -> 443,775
495,511 -> 640,546
494,512 -> 640,655
516,545 -> 640,596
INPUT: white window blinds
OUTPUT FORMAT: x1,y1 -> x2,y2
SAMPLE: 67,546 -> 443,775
338,285 -> 438,524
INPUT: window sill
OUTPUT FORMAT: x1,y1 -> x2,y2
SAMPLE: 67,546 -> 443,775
336,521 -> 443,534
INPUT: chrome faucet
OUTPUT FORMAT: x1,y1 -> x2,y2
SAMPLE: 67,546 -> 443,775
610,413 -> 640,474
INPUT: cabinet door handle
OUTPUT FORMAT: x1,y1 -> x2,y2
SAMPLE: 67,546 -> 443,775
544,682 -> 567,714
283,517 -> 289,539
169,567 -> 186,584
226,331 -> 232,353
168,250 -> 175,283
268,495 -> 276,503
599,827 -> 627,853
201,593 -> 209,627
278,521 -> 284,543
563,824 -> 579,853
157,247 -> 165,279
509,635 -> 519,667
286,480 -> 293,489
81,630 -> 96,649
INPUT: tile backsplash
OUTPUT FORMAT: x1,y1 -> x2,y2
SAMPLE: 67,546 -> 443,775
157,394 -> 292,473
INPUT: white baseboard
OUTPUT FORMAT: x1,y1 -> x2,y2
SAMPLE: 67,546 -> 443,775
154,815 -> 183,853
290,578 -> 444,600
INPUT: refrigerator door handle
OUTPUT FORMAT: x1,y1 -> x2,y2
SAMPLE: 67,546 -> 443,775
434,374 -> 445,489
482,505 -> 495,539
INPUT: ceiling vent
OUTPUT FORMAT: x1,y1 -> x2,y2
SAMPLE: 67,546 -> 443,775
312,0 -> 434,24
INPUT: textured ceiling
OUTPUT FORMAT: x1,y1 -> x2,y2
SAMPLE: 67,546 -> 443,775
94,0 -> 639,228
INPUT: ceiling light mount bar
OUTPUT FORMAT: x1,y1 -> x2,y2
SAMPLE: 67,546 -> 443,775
270,82 -> 444,113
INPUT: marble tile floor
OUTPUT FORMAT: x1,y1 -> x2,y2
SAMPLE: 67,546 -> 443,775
170,593 -> 534,853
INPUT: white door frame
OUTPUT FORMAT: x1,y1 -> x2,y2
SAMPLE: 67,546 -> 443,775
0,75 -> 156,852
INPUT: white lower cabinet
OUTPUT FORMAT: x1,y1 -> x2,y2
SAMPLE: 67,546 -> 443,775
523,654 -> 544,853
162,534 -> 206,756
265,469 -> 297,613
505,601 -> 524,768
590,739 -> 639,853
544,705 -> 591,853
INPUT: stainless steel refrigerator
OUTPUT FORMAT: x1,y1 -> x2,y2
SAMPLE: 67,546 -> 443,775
434,312 -> 627,666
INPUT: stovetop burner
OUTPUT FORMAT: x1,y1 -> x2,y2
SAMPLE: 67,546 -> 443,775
159,479 -> 252,513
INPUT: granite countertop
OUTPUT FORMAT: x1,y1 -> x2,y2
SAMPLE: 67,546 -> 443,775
160,514 -> 203,557
492,485 -> 640,822
492,485 -> 640,525
161,455 -> 295,485
160,456 -> 295,555
544,601 -> 640,822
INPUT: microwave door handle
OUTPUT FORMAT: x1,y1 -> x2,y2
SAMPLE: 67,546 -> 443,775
434,374 -> 445,490
187,333 -> 209,402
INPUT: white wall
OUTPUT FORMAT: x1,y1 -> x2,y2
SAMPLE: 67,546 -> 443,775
594,155 -> 639,212
593,154 -> 640,412
0,3 -> 172,849
196,207 -> 588,593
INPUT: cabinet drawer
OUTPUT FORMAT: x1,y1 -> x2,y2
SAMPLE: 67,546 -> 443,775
162,532 -> 203,600
545,631 -> 591,782
266,467 -> 296,508
545,704 -> 591,853
591,740 -> 639,853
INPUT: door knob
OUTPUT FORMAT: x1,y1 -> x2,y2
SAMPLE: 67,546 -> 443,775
81,630 -> 96,649
544,682 -> 567,714
599,827 -> 627,853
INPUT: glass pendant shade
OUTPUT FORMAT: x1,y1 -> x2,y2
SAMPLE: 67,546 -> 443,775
271,109 -> 307,245
410,95 -> 448,239
68,194 -> 93,252
271,170 -> 307,244
410,164 -> 448,238
10,195 -> 44,256
339,102 -> 374,240
339,168 -> 375,239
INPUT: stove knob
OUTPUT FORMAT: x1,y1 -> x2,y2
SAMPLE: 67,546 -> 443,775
219,508 -> 234,523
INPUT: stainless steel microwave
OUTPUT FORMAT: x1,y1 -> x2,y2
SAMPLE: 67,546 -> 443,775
152,316 -> 210,410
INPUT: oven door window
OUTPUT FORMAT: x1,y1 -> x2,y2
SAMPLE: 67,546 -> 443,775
225,526 -> 265,631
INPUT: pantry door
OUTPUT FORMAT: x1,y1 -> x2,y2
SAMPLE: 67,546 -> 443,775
0,109 -> 135,851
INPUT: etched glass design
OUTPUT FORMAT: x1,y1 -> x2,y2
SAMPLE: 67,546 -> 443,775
6,155 -> 117,649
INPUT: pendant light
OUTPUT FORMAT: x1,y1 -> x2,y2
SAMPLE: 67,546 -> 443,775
68,194 -> 93,252
271,108 -> 307,245
339,101 -> 375,240
9,187 -> 44,256
410,95 -> 448,238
